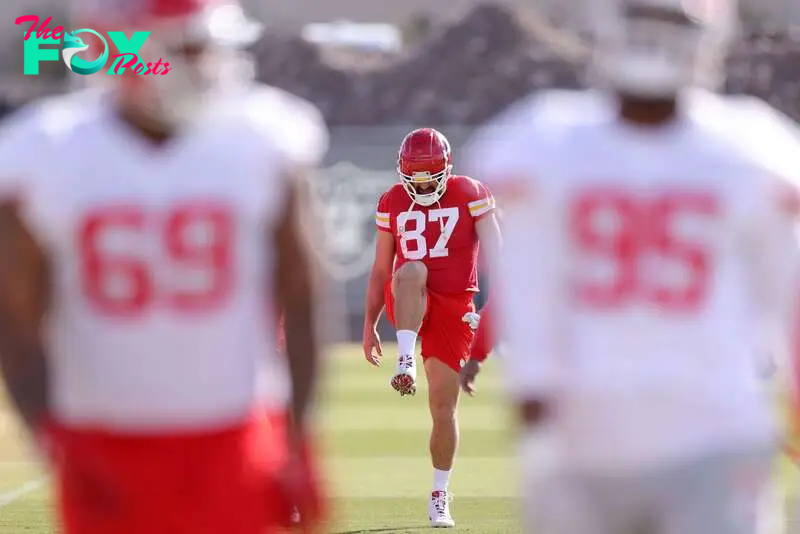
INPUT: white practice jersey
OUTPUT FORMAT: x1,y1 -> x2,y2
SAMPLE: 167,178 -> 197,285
466,89 -> 800,473
0,87 -> 328,432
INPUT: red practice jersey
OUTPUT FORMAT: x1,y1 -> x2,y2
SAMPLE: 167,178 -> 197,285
375,175 -> 495,295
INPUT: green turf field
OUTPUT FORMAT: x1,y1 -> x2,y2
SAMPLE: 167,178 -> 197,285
0,343 -> 522,533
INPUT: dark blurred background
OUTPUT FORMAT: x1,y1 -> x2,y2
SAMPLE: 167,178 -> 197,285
3,0 -> 800,340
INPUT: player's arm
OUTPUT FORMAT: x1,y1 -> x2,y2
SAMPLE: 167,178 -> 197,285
362,199 -> 395,364
462,193 -> 501,392
0,108 -> 52,436
465,112 -> 563,480
472,180 -> 502,259
0,199 -> 51,433
755,179 -> 800,393
475,212 -> 502,264
495,187 -> 558,426
273,170 -> 322,437
468,183 -> 502,363
264,93 -> 330,528
364,232 -> 394,327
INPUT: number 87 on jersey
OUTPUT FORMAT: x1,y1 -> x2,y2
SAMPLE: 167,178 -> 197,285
376,175 -> 494,295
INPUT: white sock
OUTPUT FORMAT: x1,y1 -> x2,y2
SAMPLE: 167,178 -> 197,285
396,329 -> 418,357
433,469 -> 451,492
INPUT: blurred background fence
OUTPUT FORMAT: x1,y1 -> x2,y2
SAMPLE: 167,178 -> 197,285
3,2 -> 800,340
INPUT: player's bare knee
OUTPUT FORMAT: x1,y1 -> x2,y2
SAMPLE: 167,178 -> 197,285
393,261 -> 427,292
429,399 -> 457,424
428,387 -> 458,423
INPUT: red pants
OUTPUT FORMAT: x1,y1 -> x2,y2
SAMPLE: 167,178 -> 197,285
385,282 -> 475,372
52,412 -> 287,534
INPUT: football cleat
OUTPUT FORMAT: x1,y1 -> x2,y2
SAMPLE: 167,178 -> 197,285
390,353 -> 417,396
428,490 -> 455,528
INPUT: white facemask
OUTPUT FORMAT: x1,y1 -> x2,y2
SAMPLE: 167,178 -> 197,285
595,19 -> 703,97
591,0 -> 736,98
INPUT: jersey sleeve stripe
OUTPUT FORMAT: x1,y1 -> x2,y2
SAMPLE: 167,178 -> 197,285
468,197 -> 494,208
375,213 -> 390,229
469,200 -> 495,217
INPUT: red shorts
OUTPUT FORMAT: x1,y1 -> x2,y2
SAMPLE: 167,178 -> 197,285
385,281 -> 475,372
51,412 -> 288,534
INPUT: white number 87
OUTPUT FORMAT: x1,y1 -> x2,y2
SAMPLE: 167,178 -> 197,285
397,207 -> 459,260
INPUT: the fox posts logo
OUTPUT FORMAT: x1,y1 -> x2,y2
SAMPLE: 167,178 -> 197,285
62,29 -> 109,75
17,15 -> 171,76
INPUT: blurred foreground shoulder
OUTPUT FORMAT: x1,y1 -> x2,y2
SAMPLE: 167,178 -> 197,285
706,94 -> 800,214
466,89 -> 610,152
0,90 -> 105,154
0,100 -> 50,201
0,90 -> 105,200
728,95 -> 800,182
691,92 -> 800,166
464,89 -> 609,199
240,84 -> 329,170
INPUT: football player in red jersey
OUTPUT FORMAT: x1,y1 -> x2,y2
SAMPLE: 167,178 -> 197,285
362,128 -> 501,527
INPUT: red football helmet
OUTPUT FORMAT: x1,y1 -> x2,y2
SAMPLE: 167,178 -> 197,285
397,128 -> 453,206
76,0 -> 261,127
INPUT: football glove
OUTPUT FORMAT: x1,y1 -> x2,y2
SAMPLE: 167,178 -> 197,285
461,312 -> 481,331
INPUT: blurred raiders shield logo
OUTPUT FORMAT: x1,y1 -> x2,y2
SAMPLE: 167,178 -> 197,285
311,162 -> 395,280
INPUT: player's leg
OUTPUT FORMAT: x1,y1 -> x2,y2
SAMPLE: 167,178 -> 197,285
390,261 -> 427,396
654,446 -> 773,534
185,414 -> 291,534
523,467 -> 637,534
425,357 -> 460,527
419,291 -> 477,527
54,428 -> 176,534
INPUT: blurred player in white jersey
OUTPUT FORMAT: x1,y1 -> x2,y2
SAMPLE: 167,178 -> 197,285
466,0 -> 800,533
0,1 -> 329,533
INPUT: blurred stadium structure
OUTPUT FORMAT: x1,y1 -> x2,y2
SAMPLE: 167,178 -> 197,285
4,0 -> 800,28
3,1 -> 800,339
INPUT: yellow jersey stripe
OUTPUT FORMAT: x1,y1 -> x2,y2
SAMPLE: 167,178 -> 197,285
468,197 -> 494,208
470,204 -> 493,217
